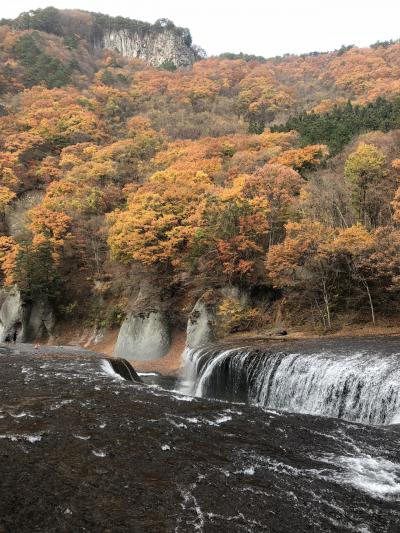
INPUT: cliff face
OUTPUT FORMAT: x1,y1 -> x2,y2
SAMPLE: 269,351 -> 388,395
6,8 -> 198,68
94,27 -> 196,68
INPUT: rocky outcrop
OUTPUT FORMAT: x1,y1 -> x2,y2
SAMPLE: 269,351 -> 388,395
90,14 -> 198,68
0,288 -> 54,343
5,190 -> 44,239
82,326 -> 107,348
220,286 -> 250,307
114,311 -> 171,361
23,299 -> 55,342
95,28 -> 196,68
0,289 -> 23,342
186,286 -> 253,348
186,299 -> 216,349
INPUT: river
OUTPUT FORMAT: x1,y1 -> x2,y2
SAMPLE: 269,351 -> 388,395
1,339 -> 399,531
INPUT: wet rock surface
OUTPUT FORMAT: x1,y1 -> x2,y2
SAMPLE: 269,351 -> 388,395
0,343 -> 400,532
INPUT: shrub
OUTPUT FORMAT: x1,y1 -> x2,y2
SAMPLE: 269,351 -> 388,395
216,298 -> 262,336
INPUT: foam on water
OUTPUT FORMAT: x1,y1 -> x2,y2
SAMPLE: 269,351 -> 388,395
206,414 -> 232,426
171,393 -> 195,402
100,359 -> 124,381
0,433 -> 42,443
328,454 -> 400,500
92,450 -> 106,457
74,434 -> 91,440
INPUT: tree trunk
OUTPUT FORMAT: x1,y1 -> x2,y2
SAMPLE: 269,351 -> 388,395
322,279 -> 331,329
362,278 -> 375,325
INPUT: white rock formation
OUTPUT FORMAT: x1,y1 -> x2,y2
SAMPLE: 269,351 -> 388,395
0,288 -> 54,342
114,311 -> 170,361
186,299 -> 216,349
94,28 -> 196,68
0,289 -> 23,342
186,287 -> 251,349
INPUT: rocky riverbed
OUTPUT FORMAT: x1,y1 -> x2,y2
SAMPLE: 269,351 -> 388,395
1,343 -> 400,532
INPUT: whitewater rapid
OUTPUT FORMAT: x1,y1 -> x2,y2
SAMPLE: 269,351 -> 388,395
181,337 -> 400,425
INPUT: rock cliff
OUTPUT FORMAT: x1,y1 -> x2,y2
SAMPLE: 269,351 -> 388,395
114,310 -> 171,361
186,298 -> 216,349
93,25 -> 196,68
113,275 -> 171,360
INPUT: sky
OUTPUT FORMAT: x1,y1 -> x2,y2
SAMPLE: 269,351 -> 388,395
2,1 -> 400,58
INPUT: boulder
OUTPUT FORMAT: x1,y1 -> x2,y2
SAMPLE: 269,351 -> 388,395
114,311 -> 171,361
107,358 -> 142,383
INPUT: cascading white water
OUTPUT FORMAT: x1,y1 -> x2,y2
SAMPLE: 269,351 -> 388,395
180,341 -> 400,425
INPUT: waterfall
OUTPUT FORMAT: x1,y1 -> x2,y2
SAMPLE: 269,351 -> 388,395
180,339 -> 400,425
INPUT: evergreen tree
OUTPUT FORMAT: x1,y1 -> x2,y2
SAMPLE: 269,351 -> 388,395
273,97 -> 400,155
13,240 -> 61,302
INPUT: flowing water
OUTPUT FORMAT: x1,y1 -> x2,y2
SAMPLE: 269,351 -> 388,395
1,342 -> 400,531
181,337 -> 400,425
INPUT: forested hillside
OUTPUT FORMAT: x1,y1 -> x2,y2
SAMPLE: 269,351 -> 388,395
1,7 -> 400,339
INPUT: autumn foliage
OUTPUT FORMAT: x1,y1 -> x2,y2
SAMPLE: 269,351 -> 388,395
1,10 -> 400,329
